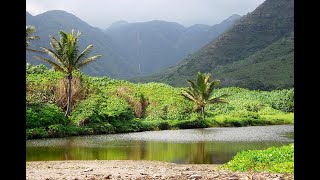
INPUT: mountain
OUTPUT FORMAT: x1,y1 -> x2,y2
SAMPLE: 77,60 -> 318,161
26,10 -> 137,79
104,15 -> 241,75
134,0 -> 294,90
26,10 -> 240,78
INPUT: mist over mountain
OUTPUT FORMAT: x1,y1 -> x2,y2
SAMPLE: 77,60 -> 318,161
26,10 -> 240,78
105,15 -> 241,75
134,0 -> 294,90
26,10 -> 137,78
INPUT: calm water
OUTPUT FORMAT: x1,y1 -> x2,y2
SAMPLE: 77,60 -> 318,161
26,125 -> 294,164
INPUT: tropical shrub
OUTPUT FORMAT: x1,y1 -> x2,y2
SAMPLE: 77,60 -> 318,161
223,143 -> 294,173
70,94 -> 134,125
26,103 -> 68,129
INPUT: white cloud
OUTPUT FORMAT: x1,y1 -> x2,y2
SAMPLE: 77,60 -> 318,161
26,0 -> 265,28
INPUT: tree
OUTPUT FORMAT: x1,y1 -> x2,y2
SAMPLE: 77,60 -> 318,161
26,25 -> 40,52
34,29 -> 102,117
181,72 -> 227,120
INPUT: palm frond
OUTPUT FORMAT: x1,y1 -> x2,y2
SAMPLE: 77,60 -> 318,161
33,56 -> 67,73
26,48 -> 46,54
209,94 -> 229,104
181,91 -> 197,102
75,45 -> 93,64
76,55 -> 102,69
40,47 -> 68,68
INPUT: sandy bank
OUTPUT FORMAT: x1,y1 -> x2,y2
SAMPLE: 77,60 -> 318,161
26,160 -> 293,180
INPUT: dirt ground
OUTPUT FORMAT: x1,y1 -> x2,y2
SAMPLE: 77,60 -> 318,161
26,160 -> 293,180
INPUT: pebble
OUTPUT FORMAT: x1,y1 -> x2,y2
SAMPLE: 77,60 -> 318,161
188,174 -> 202,179
83,168 -> 93,172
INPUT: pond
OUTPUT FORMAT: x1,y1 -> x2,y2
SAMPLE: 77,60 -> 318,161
26,125 -> 293,164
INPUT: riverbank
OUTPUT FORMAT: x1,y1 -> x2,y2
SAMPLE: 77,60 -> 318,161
26,160 -> 293,180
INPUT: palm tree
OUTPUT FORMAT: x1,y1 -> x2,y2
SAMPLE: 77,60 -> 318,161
182,72 -> 227,120
34,29 -> 102,117
26,25 -> 40,52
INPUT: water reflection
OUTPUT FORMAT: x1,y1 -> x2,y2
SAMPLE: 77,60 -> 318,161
26,125 -> 293,164
26,140 -> 290,164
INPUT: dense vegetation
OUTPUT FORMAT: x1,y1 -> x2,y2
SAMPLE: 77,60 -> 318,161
223,143 -> 294,173
134,0 -> 294,90
26,64 -> 293,139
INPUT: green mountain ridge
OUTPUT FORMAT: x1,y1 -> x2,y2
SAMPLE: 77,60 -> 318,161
133,0 -> 294,90
26,10 -> 240,78
26,10 -> 137,79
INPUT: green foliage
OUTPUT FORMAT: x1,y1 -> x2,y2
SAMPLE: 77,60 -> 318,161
26,63 -> 49,74
70,94 -> 133,124
26,103 -> 68,129
268,89 -> 294,112
26,64 -> 294,139
171,119 -> 208,129
26,128 -> 48,139
223,143 -> 294,173
47,124 -> 81,137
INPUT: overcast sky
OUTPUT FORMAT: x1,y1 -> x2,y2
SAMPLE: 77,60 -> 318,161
26,0 -> 265,29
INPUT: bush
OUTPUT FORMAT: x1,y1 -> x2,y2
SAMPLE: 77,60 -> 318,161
70,94 -> 134,125
86,122 -> 115,134
26,103 -> 68,129
223,143 -> 294,173
26,128 -> 48,139
172,119 -> 208,129
47,124 -> 84,137
26,63 -> 49,74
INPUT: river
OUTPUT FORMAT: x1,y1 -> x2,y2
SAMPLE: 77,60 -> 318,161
26,125 -> 293,164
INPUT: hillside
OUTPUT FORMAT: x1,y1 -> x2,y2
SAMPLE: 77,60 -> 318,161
134,0 -> 294,90
26,10 -> 137,79
27,11 -> 240,78
105,15 -> 240,75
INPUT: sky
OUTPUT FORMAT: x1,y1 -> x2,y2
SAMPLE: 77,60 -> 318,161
26,0 -> 265,29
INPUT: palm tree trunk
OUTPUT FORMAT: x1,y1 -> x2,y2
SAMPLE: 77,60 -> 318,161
65,73 -> 72,117
201,107 -> 205,120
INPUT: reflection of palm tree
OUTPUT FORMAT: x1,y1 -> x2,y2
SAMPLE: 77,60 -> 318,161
63,138 -> 75,160
188,142 -> 211,164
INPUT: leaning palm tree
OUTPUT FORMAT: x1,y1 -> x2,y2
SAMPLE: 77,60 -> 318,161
26,25 -> 40,52
34,29 -> 102,117
182,72 -> 227,120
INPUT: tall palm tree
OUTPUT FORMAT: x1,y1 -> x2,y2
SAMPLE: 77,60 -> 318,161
26,25 -> 41,52
182,72 -> 227,120
34,29 -> 102,117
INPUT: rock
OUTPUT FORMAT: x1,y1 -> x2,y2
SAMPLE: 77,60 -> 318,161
273,177 -> 284,180
83,168 -> 93,172
117,175 -> 121,178
153,174 -> 161,178
188,174 -> 202,179
252,174 -> 262,180
229,177 -> 239,180
140,172 -> 148,175
73,178 -> 80,180
104,174 -> 112,179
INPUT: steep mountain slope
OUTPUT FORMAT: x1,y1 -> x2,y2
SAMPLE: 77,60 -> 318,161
135,0 -> 294,90
26,10 -> 137,78
104,15 -> 241,75
27,10 -> 240,78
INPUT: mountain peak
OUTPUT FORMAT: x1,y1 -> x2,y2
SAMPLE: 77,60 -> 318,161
108,20 -> 129,29
222,14 -> 242,23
